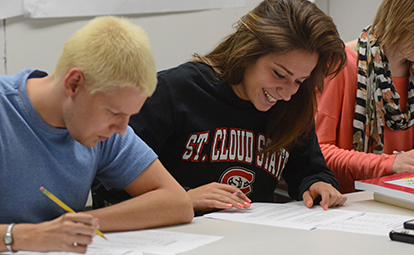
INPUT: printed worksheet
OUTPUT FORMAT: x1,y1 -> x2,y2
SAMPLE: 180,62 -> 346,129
203,202 -> 413,236
317,211 -> 413,236
1,248 -> 139,255
1,230 -> 223,255
92,229 -> 223,255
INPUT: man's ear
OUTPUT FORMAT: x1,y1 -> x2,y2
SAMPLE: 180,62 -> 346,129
63,68 -> 85,96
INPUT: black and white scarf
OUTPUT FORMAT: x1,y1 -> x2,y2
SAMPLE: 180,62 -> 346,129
353,26 -> 414,154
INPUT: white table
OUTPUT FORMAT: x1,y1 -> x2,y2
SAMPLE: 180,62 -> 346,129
151,191 -> 414,255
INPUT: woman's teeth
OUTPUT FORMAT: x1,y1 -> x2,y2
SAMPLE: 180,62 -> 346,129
263,89 -> 277,102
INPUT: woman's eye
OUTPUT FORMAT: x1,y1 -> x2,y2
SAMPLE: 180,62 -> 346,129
274,71 -> 286,79
295,80 -> 304,85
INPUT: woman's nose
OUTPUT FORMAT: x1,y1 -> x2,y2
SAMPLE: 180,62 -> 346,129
278,82 -> 300,101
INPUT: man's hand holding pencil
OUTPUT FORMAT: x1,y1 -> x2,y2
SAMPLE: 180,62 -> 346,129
13,186 -> 104,254
7,209 -> 100,253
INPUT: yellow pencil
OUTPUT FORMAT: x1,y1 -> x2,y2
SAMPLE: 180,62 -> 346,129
40,186 -> 107,240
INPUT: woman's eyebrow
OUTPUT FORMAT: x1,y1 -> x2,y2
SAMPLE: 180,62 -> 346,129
275,62 -> 311,80
275,63 -> 293,75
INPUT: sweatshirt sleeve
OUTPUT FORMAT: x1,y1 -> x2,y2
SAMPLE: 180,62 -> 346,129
282,125 -> 339,200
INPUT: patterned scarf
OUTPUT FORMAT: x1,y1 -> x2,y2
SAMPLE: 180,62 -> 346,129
353,26 -> 414,154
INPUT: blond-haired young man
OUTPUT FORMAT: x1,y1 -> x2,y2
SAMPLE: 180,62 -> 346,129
0,16 -> 193,253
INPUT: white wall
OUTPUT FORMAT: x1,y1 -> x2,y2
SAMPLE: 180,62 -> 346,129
0,0 -> 262,76
315,0 -> 381,43
0,0 -> 382,76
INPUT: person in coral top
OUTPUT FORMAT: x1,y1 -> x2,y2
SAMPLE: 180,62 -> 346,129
316,0 -> 414,194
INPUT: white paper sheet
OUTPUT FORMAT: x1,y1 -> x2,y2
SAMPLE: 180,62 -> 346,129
1,230 -> 222,255
317,211 -> 413,236
204,202 -> 413,236
92,229 -> 223,255
204,203 -> 362,230
23,0 -> 247,18
1,248 -> 139,255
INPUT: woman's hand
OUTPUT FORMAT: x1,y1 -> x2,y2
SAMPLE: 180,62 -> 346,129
302,182 -> 347,210
187,182 -> 251,212
393,150 -> 414,174
12,212 -> 99,253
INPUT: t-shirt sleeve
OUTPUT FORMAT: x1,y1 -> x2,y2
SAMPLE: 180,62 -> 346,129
96,126 -> 158,189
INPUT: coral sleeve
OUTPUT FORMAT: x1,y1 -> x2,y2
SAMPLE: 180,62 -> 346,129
316,46 -> 395,193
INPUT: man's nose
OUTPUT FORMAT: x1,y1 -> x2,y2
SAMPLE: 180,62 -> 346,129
111,117 -> 129,135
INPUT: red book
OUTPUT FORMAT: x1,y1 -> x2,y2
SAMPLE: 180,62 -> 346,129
355,172 -> 414,210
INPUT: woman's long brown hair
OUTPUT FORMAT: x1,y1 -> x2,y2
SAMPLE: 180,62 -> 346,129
194,0 -> 346,155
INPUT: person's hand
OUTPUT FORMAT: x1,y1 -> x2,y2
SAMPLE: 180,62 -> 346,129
302,182 -> 347,210
393,150 -> 414,174
187,182 -> 251,212
13,212 -> 99,253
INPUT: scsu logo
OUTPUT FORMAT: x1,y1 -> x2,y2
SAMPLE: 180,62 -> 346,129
219,167 -> 255,195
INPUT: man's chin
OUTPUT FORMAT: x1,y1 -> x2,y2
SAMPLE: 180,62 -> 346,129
78,139 -> 99,148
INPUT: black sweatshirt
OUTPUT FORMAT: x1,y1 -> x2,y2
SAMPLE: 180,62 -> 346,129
129,62 -> 339,202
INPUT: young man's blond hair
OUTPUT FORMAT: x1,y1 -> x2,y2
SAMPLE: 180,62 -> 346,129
54,16 -> 157,96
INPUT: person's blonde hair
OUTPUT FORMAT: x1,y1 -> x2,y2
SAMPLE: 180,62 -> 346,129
372,0 -> 414,58
54,16 -> 156,96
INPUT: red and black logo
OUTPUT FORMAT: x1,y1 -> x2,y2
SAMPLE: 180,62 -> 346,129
219,167 -> 255,195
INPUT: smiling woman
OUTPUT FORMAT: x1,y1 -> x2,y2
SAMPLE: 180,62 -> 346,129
116,0 -> 350,215
233,50 -> 319,111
